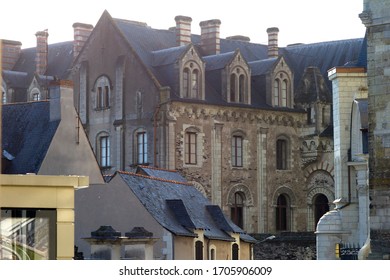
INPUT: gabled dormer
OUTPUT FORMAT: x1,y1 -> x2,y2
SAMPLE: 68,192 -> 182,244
27,74 -> 51,101
269,56 -> 293,108
225,50 -> 251,105
179,45 -> 205,100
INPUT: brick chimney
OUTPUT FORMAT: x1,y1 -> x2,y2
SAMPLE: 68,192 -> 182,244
266,27 -> 279,58
174,16 -> 192,46
200,19 -> 221,55
1,39 -> 22,70
73,22 -> 93,59
35,30 -> 49,75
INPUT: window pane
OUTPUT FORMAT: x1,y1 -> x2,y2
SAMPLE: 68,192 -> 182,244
185,132 -> 197,164
276,139 -> 287,170
191,70 -> 199,99
137,132 -> 148,164
0,209 -> 56,260
100,136 -> 110,167
230,74 -> 236,102
183,69 -> 189,98
274,80 -> 279,106
239,75 -> 245,103
281,80 -> 287,107
232,136 -> 243,167
104,86 -> 110,107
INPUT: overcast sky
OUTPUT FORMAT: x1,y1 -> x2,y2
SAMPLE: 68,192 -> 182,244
1,0 -> 366,49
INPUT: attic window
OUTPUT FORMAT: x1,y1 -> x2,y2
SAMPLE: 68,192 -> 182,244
95,76 -> 111,110
230,68 -> 248,104
182,62 -> 201,99
273,77 -> 289,107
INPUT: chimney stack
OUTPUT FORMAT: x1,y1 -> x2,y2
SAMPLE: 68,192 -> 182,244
73,22 -> 93,59
200,19 -> 221,55
266,27 -> 279,58
175,16 -> 192,46
1,40 -> 22,70
35,30 -> 49,75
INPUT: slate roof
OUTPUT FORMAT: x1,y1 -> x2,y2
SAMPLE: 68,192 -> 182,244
1,101 -> 59,174
111,12 -> 364,109
136,165 -> 187,182
117,170 -> 256,243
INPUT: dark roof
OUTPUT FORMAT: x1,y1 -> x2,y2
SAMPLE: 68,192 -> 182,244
111,13 -> 363,109
1,101 -> 59,174
136,166 -> 187,182
2,70 -> 29,88
118,171 -> 255,242
12,41 -> 74,79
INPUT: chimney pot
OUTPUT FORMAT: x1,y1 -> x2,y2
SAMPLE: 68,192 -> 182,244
266,27 -> 279,58
174,16 -> 192,46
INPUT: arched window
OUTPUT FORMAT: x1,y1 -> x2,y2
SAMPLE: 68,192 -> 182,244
210,248 -> 216,260
30,88 -> 41,101
281,79 -> 287,107
239,74 -> 245,103
230,74 -> 236,102
314,194 -> 329,225
97,132 -> 110,168
276,194 -> 288,231
182,62 -> 202,99
229,69 -> 247,104
195,241 -> 203,260
231,192 -> 244,229
95,76 -> 111,109
232,243 -> 239,260
274,79 -> 280,106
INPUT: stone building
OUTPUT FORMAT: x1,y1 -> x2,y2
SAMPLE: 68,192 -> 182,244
71,11 -> 364,234
1,10 -> 365,237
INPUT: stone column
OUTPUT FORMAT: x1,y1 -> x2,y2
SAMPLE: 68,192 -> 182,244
257,127 -> 268,233
212,123 -> 223,206
354,161 -> 369,245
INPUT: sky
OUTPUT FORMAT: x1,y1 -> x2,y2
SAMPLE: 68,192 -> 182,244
1,0 -> 366,49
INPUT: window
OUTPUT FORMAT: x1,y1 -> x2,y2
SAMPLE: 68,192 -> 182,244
314,194 -> 329,225
182,63 -> 201,99
232,243 -> 239,260
231,136 -> 243,167
231,192 -> 244,229
0,209 -> 56,260
276,138 -> 288,170
362,129 -> 368,154
276,194 -> 288,231
136,131 -> 148,164
195,241 -> 203,260
273,77 -> 289,107
185,131 -> 197,165
229,70 -> 247,103
98,134 -> 110,168
95,76 -> 110,109
210,248 -> 216,260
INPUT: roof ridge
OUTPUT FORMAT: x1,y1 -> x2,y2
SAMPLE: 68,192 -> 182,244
138,165 -> 179,173
118,170 -> 193,186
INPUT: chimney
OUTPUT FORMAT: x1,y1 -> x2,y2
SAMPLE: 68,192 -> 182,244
73,22 -> 93,59
1,39 -> 22,70
35,30 -> 49,75
266,27 -> 279,58
200,19 -> 221,55
174,16 -> 192,46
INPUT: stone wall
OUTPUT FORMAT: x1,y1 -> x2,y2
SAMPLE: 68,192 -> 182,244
253,233 -> 316,260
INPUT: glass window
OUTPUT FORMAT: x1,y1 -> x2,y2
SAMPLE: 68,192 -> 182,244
274,79 -> 280,106
231,136 -> 243,167
276,195 -> 288,231
281,80 -> 287,107
231,192 -> 244,229
195,241 -> 203,260
183,68 -> 190,98
232,243 -> 239,260
100,135 -> 110,168
230,74 -> 236,102
191,69 -> 199,98
239,74 -> 245,103
276,139 -> 288,170
136,132 -> 148,164
185,132 -> 197,165
0,209 -> 56,260
95,76 -> 110,109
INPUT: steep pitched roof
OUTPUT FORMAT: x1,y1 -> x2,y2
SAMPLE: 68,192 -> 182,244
117,171 -> 255,242
1,101 -> 59,174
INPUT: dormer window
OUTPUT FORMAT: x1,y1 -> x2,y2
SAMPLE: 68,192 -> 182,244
229,68 -> 248,103
183,62 -> 201,99
273,75 -> 290,107
31,88 -> 41,101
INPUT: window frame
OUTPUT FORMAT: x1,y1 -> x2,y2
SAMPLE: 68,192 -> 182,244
229,68 -> 248,104
276,138 -> 289,170
94,76 -> 111,110
182,62 -> 202,99
231,135 -> 243,167
97,133 -> 111,169
136,131 -> 148,165
273,75 -> 290,108
185,131 -> 197,165
276,194 -> 288,231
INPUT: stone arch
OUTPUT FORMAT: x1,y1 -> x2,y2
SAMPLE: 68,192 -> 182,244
227,184 -> 254,207
271,185 -> 297,207
304,161 -> 334,178
190,181 -> 207,198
